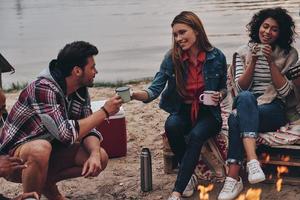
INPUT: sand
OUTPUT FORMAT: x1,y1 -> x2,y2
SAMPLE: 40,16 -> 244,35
1,82 -> 300,200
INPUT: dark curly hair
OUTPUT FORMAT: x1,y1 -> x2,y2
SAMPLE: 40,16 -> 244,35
49,41 -> 98,78
247,7 -> 295,53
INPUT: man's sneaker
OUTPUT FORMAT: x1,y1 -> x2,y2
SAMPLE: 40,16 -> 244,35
167,194 -> 181,200
247,159 -> 266,184
218,176 -> 243,200
182,174 -> 198,197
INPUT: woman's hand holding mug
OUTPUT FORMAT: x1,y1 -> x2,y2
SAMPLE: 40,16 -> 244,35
199,91 -> 221,106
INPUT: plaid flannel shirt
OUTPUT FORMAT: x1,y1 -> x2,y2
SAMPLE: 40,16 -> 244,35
0,74 -> 102,154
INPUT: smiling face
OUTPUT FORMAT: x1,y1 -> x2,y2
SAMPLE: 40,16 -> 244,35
172,23 -> 198,51
259,17 -> 280,45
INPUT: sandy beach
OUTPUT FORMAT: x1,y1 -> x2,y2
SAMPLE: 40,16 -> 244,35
1,82 -> 300,200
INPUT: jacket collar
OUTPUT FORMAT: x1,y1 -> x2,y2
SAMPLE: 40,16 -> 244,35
37,66 -> 87,101
205,47 -> 216,61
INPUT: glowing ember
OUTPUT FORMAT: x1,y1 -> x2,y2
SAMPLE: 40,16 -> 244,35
245,188 -> 262,200
277,166 -> 288,178
198,184 -> 214,200
275,165 -> 289,192
236,188 -> 262,200
280,155 -> 290,162
236,194 -> 246,200
276,178 -> 283,192
261,153 -> 270,163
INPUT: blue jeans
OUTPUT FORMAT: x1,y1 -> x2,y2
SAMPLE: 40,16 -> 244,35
227,91 -> 287,164
165,104 -> 221,194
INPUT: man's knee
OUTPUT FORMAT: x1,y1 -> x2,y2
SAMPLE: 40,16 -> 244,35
19,140 -> 52,166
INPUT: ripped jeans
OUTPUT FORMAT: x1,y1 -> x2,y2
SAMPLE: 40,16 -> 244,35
226,91 -> 287,165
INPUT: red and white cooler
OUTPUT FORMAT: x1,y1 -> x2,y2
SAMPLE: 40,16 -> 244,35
91,100 -> 127,158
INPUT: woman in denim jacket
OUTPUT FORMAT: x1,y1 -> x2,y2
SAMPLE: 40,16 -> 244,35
218,7 -> 298,200
131,11 -> 227,200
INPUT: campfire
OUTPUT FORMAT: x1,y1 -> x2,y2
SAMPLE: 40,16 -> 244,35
276,165 -> 289,192
196,154 -> 291,199
274,155 -> 290,192
233,154 -> 290,200
198,184 -> 214,200
277,166 -> 289,178
280,155 -> 290,162
261,153 -> 270,163
236,188 -> 262,200
276,178 -> 283,192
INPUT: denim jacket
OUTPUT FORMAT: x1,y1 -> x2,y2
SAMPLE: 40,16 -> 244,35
144,47 -> 227,122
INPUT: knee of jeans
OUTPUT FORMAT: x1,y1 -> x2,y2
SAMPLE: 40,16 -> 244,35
188,129 -> 207,145
237,91 -> 256,104
165,116 -> 182,136
228,113 -> 238,128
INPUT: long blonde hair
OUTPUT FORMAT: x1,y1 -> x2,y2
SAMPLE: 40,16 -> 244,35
171,11 -> 213,97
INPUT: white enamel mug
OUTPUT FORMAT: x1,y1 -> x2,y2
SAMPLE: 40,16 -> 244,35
199,91 -> 218,106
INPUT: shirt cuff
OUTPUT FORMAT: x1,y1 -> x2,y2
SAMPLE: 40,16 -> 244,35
142,89 -> 154,103
236,81 -> 252,92
277,81 -> 292,97
82,128 -> 103,143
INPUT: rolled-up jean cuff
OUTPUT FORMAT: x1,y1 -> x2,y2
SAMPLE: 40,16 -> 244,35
241,131 -> 257,138
226,159 -> 243,166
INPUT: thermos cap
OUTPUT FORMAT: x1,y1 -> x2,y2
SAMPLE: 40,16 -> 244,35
141,148 -> 150,155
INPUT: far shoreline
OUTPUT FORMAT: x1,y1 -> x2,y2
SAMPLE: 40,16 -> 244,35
2,77 -> 154,93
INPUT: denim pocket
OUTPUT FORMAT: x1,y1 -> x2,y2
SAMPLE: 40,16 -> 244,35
205,73 -> 220,90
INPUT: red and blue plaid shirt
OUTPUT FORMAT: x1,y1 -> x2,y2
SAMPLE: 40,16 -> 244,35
0,74 -> 102,154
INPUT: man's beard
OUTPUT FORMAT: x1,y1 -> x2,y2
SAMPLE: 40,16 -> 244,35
86,82 -> 94,87
78,76 -> 94,88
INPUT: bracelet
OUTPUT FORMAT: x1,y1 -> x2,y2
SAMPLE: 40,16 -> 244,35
101,106 -> 109,118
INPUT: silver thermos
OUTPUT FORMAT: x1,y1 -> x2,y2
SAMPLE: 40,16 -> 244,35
140,148 -> 153,192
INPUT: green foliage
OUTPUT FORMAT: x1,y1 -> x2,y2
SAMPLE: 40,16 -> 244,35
3,77 -> 154,92
4,82 -> 28,93
93,77 -> 153,88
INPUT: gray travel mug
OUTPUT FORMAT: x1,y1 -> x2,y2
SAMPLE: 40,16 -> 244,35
140,148 -> 153,192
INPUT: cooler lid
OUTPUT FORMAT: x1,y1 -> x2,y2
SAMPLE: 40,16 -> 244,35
91,100 -> 125,119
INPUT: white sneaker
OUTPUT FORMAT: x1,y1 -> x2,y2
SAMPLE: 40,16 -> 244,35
247,159 -> 266,184
218,176 -> 243,200
182,174 -> 198,197
167,194 -> 181,200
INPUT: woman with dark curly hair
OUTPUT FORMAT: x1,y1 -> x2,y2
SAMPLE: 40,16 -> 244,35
218,7 -> 299,200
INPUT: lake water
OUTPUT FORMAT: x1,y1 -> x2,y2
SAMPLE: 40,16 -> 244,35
1,0 -> 300,88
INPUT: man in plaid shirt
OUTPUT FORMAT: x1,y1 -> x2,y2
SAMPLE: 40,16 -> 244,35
0,41 -> 122,199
